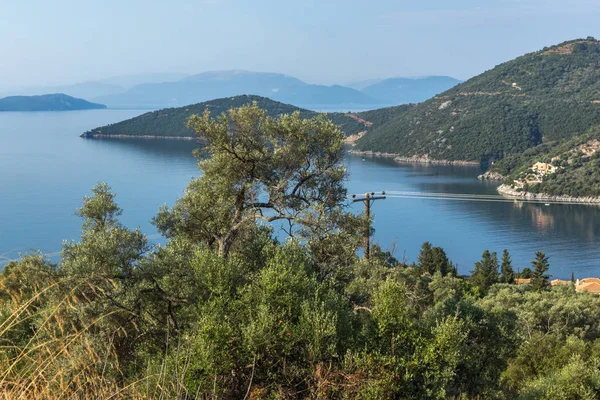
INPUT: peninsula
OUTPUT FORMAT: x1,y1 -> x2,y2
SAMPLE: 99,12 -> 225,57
0,93 -> 106,111
81,94 -> 410,139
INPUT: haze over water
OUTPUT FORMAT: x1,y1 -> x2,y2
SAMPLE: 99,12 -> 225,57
1,109 -> 599,278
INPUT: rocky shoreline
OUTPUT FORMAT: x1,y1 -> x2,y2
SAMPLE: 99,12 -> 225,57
477,170 -> 506,181
348,150 -> 480,166
80,133 -> 196,140
497,184 -> 600,204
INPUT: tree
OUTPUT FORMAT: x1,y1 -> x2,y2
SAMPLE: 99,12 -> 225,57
418,242 -> 454,276
520,267 -> 533,279
154,102 -> 354,259
418,242 -> 434,272
432,247 -> 454,277
417,242 -> 434,274
531,252 -> 550,291
470,250 -> 499,294
56,183 -> 151,380
62,182 -> 148,278
500,249 -> 515,284
76,182 -> 121,231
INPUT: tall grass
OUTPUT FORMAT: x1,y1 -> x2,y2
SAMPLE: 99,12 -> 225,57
0,263 -> 191,399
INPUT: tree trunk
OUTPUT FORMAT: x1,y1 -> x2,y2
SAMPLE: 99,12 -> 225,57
218,234 -> 235,259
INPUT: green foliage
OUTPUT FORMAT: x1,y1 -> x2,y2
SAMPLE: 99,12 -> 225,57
501,249 -> 515,284
75,182 -> 122,230
520,267 -> 534,279
492,125 -> 600,197
3,182 -> 598,398
356,38 -> 600,166
481,286 -> 600,397
417,241 -> 455,276
470,250 -> 499,295
531,252 -> 551,291
154,101 -> 356,260
519,354 -> 600,400
4,104 -> 600,398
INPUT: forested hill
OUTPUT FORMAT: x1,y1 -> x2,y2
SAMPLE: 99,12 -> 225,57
0,93 -> 106,111
489,125 -> 600,197
81,94 -> 412,139
355,38 -> 600,165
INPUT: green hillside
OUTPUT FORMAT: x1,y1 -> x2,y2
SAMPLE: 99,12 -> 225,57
81,95 -> 410,139
490,126 -> 600,197
355,38 -> 600,165
0,93 -> 106,111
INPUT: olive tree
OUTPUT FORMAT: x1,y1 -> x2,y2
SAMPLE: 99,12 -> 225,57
154,102 -> 354,258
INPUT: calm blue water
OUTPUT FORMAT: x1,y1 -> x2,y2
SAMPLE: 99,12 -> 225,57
1,110 -> 600,278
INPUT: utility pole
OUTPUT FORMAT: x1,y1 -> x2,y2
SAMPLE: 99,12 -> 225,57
351,191 -> 386,260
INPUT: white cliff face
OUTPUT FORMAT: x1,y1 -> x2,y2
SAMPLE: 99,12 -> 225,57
478,170 -> 506,181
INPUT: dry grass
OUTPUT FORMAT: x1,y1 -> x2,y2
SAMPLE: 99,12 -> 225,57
0,268 -> 192,399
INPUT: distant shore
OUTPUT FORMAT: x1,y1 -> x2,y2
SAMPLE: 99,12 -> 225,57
348,149 -> 480,166
80,133 -> 195,140
497,184 -> 600,204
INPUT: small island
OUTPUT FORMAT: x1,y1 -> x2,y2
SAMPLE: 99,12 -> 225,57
0,93 -> 106,111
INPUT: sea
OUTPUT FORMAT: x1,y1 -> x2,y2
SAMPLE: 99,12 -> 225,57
1,109 -> 600,278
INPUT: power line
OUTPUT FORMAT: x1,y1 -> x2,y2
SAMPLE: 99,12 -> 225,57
356,190 -> 600,206
385,190 -> 506,200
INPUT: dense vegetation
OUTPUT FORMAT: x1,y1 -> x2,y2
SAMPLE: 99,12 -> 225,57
81,94 -> 411,139
355,38 -> 600,165
3,105 -> 600,399
0,93 -> 106,111
491,126 -> 600,197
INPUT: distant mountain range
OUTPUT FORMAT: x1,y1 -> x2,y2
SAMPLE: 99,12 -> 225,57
94,73 -> 191,89
1,71 -> 460,110
91,71 -> 377,109
0,94 -> 106,111
352,76 -> 462,105
0,73 -> 190,104
92,71 -> 460,109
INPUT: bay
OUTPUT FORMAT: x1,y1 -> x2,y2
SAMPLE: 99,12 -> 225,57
1,109 -> 599,278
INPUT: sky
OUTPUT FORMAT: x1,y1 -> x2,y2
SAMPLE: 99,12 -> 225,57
1,0 -> 600,87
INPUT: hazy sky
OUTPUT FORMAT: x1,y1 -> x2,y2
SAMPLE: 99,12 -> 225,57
1,0 -> 599,87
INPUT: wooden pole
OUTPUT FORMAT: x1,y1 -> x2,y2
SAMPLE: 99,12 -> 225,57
351,191 -> 385,261
364,192 -> 371,260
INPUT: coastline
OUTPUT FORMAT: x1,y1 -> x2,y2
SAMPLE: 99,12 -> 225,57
497,184 -> 600,204
80,133 -> 196,140
478,170 -> 506,181
348,149 -> 480,166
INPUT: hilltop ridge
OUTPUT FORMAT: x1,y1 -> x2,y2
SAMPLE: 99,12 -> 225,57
81,95 -> 411,139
